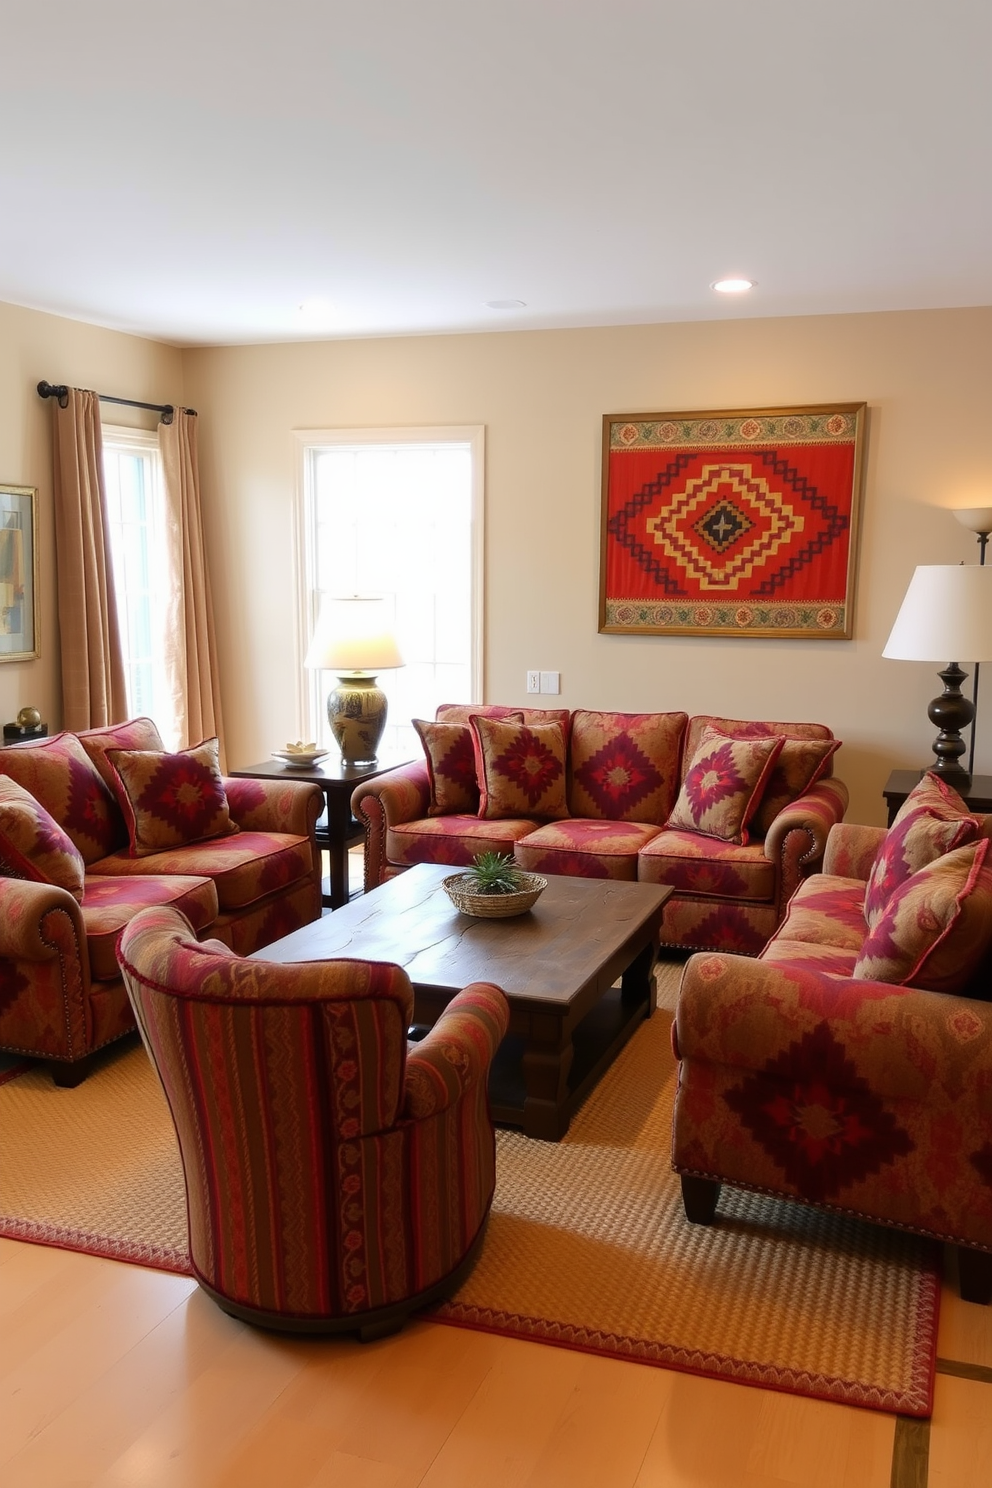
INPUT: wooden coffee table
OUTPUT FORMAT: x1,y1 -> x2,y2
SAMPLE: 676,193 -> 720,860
255,863 -> 672,1140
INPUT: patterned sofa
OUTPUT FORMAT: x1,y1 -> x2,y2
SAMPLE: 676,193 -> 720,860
0,717 -> 323,1083
672,773 -> 992,1303
352,705 -> 848,955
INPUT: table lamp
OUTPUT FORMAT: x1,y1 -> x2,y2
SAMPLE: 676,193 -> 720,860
304,596 -> 404,764
883,564 -> 992,792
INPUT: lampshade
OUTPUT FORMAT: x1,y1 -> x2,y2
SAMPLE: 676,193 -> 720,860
953,508 -> 992,537
304,596 -> 404,673
883,565 -> 992,663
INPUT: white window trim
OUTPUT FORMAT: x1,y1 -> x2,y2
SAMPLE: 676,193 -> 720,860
292,425 -> 485,741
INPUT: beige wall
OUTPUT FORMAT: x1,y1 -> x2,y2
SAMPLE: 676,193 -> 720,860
0,301 -> 184,734
183,306 -> 992,826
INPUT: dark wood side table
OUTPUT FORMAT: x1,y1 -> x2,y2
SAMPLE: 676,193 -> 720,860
228,755 -> 412,909
883,769 -> 992,825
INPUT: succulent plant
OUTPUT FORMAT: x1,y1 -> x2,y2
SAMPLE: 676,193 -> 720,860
464,850 -> 526,895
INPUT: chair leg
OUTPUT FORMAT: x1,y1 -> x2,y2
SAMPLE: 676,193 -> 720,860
49,1056 -> 93,1088
958,1245 -> 992,1305
680,1174 -> 720,1224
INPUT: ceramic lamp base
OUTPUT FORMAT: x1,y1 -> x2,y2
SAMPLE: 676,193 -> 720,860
327,674 -> 387,765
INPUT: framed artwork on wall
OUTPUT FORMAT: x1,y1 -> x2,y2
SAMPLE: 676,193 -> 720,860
599,403 -> 867,639
0,485 -> 38,662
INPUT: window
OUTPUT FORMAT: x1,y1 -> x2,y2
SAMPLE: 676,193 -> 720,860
297,427 -> 484,757
101,427 -> 179,748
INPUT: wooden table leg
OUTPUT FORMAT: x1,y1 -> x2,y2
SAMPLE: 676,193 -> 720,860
323,789 -> 353,909
621,940 -> 658,1015
521,1016 -> 574,1141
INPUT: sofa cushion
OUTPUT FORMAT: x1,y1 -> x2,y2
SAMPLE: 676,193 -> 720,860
864,772 -> 981,929
513,818 -> 661,880
637,829 -> 776,901
77,716 -> 165,791
666,728 -> 784,845
767,874 -> 869,950
751,737 -> 841,836
567,709 -> 687,825
437,703 -> 570,734
81,874 -> 218,980
108,737 -> 239,857
87,831 -> 312,911
854,840 -> 992,993
0,731 -> 125,863
385,814 -> 538,868
414,714 -> 522,816
471,716 -> 569,821
759,939 -> 860,976
0,776 -> 86,902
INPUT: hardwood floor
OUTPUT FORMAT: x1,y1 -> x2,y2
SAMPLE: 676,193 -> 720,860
2,1236 -> 990,1488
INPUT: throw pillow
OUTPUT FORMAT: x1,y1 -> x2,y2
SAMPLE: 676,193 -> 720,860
854,839 -> 992,994
77,716 -> 165,791
751,737 -> 841,836
414,714 -> 522,816
470,716 -> 569,820
665,727 -> 785,845
0,776 -> 86,902
107,737 -> 239,858
0,731 -> 124,863
567,709 -> 688,825
864,798 -> 981,930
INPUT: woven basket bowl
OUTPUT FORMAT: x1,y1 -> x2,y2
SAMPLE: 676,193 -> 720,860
442,871 -> 548,919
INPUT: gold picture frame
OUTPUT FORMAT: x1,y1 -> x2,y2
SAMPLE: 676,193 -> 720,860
0,485 -> 39,662
600,403 -> 867,639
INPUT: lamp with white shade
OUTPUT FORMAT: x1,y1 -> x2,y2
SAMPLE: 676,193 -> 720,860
304,596 -> 404,765
883,564 -> 992,792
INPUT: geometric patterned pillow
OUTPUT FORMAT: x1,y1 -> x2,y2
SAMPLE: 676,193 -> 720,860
665,727 -> 785,845
77,715 -> 165,791
751,736 -> 841,836
0,730 -> 124,864
414,715 -> 522,816
470,716 -> 569,821
854,839 -> 992,993
0,775 -> 86,901
567,709 -> 688,824
106,737 -> 239,858
864,802 -> 981,930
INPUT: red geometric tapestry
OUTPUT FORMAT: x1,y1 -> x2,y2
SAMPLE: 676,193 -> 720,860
600,404 -> 867,638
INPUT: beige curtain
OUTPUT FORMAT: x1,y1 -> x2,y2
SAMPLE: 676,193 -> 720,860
159,410 -> 226,758
51,388 -> 128,730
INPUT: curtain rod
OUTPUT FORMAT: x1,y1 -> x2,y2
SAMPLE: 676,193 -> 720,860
36,381 -> 197,424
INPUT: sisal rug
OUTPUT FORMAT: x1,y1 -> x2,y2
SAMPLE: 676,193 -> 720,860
0,963 -> 939,1415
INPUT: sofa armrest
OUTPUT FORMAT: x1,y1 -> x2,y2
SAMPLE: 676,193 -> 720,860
760,776 -> 849,911
0,877 -> 86,961
403,981 -> 510,1119
352,761 -> 432,891
823,821 -> 887,881
0,878 -> 92,1061
223,776 -> 324,838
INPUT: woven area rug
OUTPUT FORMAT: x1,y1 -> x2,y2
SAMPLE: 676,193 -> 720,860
0,962 -> 939,1415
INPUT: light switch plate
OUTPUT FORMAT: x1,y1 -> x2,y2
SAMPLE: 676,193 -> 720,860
540,671 -> 560,694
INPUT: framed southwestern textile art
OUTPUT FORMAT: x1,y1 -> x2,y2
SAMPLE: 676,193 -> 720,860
600,403 -> 867,639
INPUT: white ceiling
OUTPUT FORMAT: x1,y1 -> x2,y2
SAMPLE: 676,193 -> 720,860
3,1 -> 991,347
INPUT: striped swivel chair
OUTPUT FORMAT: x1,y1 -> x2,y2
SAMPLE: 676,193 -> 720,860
118,905 -> 508,1339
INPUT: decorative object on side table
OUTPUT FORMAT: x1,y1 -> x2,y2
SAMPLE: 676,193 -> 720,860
443,852 -> 547,918
3,705 -> 47,745
0,487 -> 38,663
271,741 -> 329,768
304,595 -> 404,765
883,564 -> 992,792
599,404 -> 867,639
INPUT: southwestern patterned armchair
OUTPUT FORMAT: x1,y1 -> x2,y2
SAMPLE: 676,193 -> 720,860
353,706 -> 848,955
0,717 -> 323,1083
672,780 -> 992,1304
118,905 -> 509,1338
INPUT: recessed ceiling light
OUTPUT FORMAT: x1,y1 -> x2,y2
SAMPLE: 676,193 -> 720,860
711,278 -> 755,294
484,299 -> 526,310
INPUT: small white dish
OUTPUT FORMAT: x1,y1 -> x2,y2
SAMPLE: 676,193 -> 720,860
271,749 -> 329,768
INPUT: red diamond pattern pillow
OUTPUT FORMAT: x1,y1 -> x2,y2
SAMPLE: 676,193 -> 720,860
666,727 -> 785,844
0,775 -> 86,901
107,737 -> 239,858
568,710 -> 687,824
854,839 -> 992,993
0,731 -> 124,863
470,716 -> 569,821
414,714 -> 522,816
751,737 -> 841,836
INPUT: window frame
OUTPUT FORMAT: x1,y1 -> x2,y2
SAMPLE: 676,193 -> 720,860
292,425 -> 485,744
